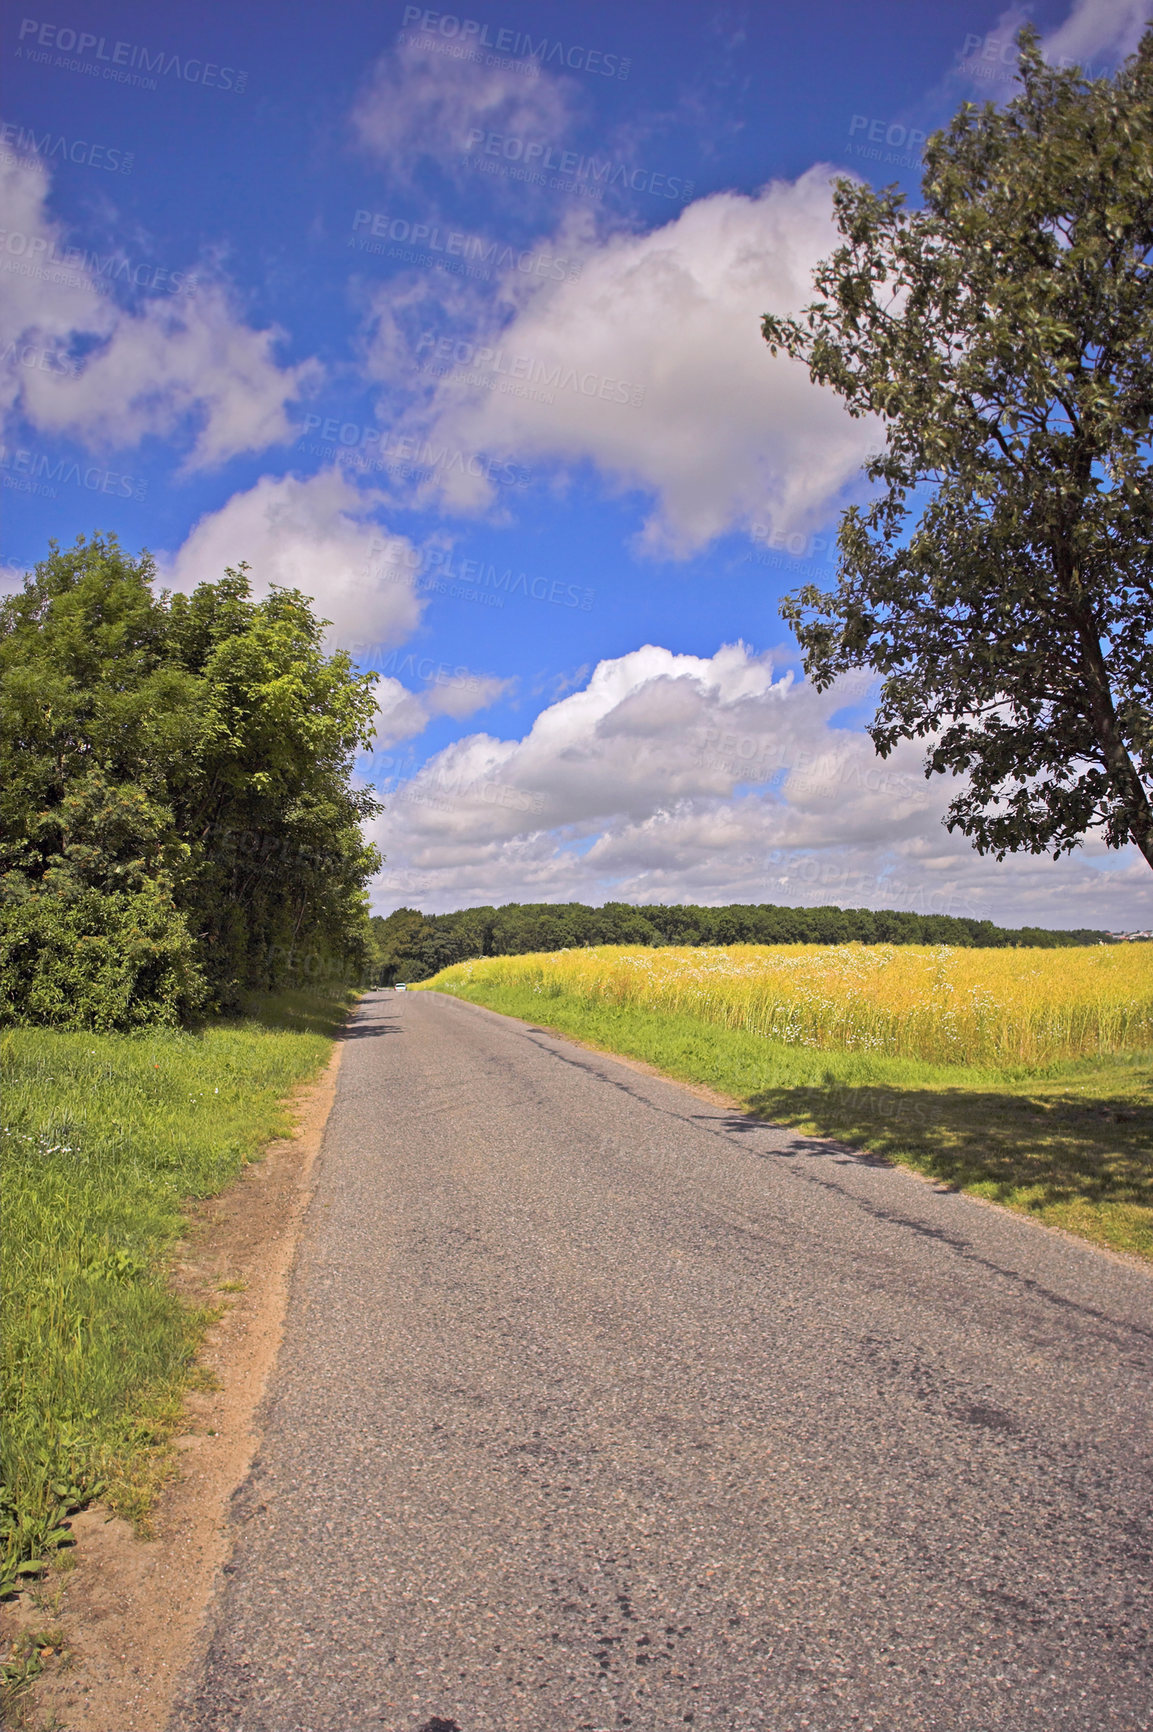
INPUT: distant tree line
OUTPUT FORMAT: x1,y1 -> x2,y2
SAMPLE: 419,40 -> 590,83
1,536 -> 381,1029
370,901 -> 1111,984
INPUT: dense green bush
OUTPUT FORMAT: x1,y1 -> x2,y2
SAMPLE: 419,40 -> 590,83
0,877 -> 206,1030
1,535 -> 381,1027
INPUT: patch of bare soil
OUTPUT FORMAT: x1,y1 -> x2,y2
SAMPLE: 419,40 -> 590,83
2,1044 -> 344,1732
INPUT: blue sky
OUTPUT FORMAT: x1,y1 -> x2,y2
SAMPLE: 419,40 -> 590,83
3,0 -> 1151,928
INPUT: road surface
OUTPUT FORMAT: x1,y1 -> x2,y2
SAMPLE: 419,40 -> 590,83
173,988 -> 1152,1732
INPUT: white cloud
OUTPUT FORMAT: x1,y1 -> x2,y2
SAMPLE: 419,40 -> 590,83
351,34 -> 576,184
1044,0 -> 1152,68
23,286 -> 319,470
371,668 -> 513,748
951,0 -> 1150,97
0,154 -> 317,467
163,469 -> 424,650
372,641 -> 918,845
381,172 -> 875,554
367,642 -> 1153,929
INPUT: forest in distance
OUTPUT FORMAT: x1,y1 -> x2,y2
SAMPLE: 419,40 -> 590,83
369,900 -> 1116,985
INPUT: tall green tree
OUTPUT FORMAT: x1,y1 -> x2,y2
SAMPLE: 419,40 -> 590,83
0,536 -> 382,1026
165,564 -> 382,997
762,28 -> 1153,871
0,538 -> 206,1025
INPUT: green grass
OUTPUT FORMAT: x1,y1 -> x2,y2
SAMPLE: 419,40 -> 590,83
423,978 -> 1153,1263
0,990 -> 351,1597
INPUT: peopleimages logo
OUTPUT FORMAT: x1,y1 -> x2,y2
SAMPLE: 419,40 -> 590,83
956,32 -> 1114,84
0,229 -> 199,296
1,445 -> 148,501
0,339 -> 78,377
464,129 -> 693,202
422,548 -> 594,610
364,542 -> 595,613
0,120 -> 133,173
350,210 -> 583,283
362,753 -> 547,818
399,6 -> 630,79
848,115 -> 926,151
746,522 -> 832,565
295,416 -> 532,489
15,19 -> 248,92
414,332 -> 646,409
349,647 -> 492,694
846,114 -> 926,172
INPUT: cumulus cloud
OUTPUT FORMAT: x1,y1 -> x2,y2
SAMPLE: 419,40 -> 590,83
951,0 -> 1150,97
1044,0 -> 1152,68
0,153 -> 317,466
163,468 -> 424,649
366,642 -> 1153,929
379,171 -> 875,553
371,667 -> 513,748
22,287 -> 320,470
373,641 -> 919,844
351,33 -> 576,184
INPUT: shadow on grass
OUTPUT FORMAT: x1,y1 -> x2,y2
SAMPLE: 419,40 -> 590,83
233,988 -> 358,1040
406,982 -> 1153,1258
745,1078 -> 1153,1222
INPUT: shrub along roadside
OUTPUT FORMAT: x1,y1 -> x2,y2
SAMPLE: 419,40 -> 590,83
419,979 -> 1153,1262
0,991 -> 349,1597
1,536 -> 381,1027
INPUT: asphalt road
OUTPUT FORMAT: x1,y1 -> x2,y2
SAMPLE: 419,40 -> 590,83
173,989 -> 1152,1732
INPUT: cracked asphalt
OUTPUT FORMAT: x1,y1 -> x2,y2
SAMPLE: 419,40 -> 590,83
171,988 -> 1153,1732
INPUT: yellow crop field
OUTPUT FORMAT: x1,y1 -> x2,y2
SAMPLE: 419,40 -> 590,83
431,943 -> 1153,1067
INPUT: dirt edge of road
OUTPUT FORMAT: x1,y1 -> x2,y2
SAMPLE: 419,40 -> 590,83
5,1041 -> 345,1732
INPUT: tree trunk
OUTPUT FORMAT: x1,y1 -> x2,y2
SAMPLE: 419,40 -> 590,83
1072,608 -> 1153,871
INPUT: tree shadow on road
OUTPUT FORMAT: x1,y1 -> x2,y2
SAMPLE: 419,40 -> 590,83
338,1016 -> 404,1038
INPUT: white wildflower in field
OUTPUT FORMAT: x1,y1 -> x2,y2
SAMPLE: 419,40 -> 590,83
429,943 -> 1153,1066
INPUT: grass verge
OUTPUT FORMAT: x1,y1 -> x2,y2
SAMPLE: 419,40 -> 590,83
423,980 -> 1152,1263
0,989 -> 351,1598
